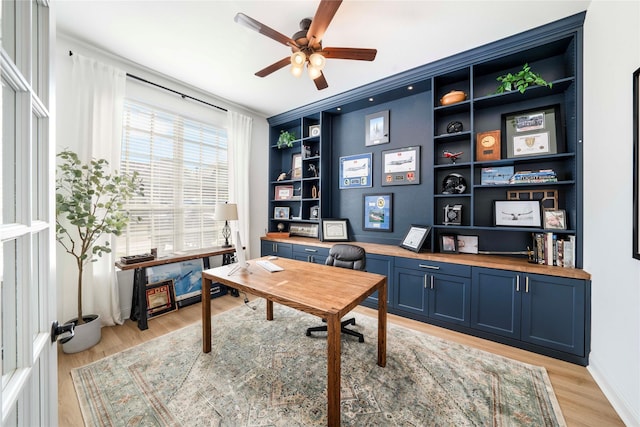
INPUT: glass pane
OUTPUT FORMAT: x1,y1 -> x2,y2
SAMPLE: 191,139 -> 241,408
2,78 -> 16,224
31,0 -> 39,95
30,232 -> 41,340
1,239 -> 17,388
31,112 -> 42,220
1,0 -> 16,63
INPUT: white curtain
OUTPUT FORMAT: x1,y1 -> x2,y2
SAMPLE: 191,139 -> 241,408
227,110 -> 253,253
59,54 -> 127,326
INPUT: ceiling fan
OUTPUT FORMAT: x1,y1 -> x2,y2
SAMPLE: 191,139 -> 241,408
234,0 -> 377,90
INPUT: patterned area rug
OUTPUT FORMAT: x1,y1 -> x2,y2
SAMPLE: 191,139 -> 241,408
72,300 -> 566,426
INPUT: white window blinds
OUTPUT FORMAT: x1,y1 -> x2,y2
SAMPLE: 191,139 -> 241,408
118,100 -> 228,257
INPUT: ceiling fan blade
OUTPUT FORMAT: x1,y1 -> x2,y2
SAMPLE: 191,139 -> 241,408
321,47 -> 377,61
255,57 -> 291,78
306,0 -> 343,47
235,13 -> 299,48
313,71 -> 329,90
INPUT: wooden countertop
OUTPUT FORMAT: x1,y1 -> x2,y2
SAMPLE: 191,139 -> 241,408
261,235 -> 591,280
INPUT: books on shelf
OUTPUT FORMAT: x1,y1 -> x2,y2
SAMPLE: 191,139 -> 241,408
510,169 -> 558,184
531,232 -> 575,268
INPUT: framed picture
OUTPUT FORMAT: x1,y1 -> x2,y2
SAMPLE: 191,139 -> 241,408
456,235 -> 479,254
339,153 -> 372,189
274,206 -> 290,219
440,234 -> 458,253
399,224 -> 431,252
634,67 -> 640,260
363,193 -> 393,232
291,153 -> 302,179
321,218 -> 350,242
147,259 -> 204,303
145,279 -> 177,319
274,185 -> 294,200
476,130 -> 501,161
289,222 -> 319,238
507,189 -> 558,210
365,110 -> 389,146
543,209 -> 567,230
494,200 -> 542,227
382,146 -> 420,186
503,105 -> 562,158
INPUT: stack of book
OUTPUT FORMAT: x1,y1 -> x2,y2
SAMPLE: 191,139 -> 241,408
530,232 -> 575,268
510,169 -> 558,184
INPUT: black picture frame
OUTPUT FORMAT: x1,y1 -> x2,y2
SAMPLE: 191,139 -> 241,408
363,193 -> 393,232
365,110 -> 390,146
440,234 -> 458,253
321,218 -> 350,242
382,146 -> 421,186
503,104 -> 562,158
399,224 -> 431,252
634,67 -> 640,260
145,279 -> 178,319
494,200 -> 542,228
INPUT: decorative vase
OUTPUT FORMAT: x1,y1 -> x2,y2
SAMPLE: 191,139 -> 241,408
61,314 -> 101,354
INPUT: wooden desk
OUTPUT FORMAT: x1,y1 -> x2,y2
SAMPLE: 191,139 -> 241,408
201,257 -> 387,427
116,246 -> 236,330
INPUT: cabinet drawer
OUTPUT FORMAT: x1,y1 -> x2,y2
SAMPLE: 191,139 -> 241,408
292,244 -> 329,264
395,257 -> 471,277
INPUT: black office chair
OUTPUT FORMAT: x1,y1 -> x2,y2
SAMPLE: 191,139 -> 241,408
305,243 -> 366,343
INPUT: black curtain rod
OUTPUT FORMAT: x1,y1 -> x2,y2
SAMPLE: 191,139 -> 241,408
69,50 -> 228,113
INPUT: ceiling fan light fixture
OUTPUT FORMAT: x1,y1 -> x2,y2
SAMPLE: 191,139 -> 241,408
309,52 -> 326,70
290,51 -> 306,66
307,64 -> 322,80
291,64 -> 304,77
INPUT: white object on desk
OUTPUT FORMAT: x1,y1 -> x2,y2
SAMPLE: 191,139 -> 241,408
256,260 -> 284,272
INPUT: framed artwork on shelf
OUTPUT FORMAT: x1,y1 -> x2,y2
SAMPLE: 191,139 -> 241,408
339,152 -> 372,189
363,193 -> 393,232
147,259 -> 204,303
503,105 -> 562,158
399,224 -> 431,252
543,209 -> 567,230
456,235 -> 479,254
634,67 -> 640,260
440,234 -> 458,253
291,153 -> 303,179
382,146 -> 420,186
289,222 -> 319,238
494,200 -> 542,227
274,206 -> 290,220
274,185 -> 294,200
365,110 -> 389,146
145,279 -> 178,319
321,218 -> 350,242
507,189 -> 558,210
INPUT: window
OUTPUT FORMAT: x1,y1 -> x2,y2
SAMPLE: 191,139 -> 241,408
118,100 -> 228,257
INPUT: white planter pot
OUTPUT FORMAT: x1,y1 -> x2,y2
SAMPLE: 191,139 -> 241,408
61,314 -> 101,354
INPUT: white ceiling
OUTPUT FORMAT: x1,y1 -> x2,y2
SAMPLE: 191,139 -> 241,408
55,1 -> 590,118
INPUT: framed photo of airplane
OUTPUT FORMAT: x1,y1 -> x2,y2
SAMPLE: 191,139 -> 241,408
363,193 -> 393,232
339,152 -> 372,189
494,200 -> 542,227
382,146 -> 421,186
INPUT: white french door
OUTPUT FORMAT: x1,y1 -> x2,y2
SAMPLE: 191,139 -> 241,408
1,1 -> 57,425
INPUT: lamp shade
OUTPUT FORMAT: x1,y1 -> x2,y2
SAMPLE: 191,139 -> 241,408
213,203 -> 238,221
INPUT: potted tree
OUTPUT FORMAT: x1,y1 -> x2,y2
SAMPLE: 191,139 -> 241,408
56,149 -> 143,353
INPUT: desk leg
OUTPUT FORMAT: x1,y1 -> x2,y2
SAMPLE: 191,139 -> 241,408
326,314 -> 341,427
266,299 -> 273,321
129,267 -> 148,331
377,278 -> 387,367
202,277 -> 212,353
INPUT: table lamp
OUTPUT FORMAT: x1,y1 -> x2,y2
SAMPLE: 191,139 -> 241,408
213,202 -> 238,248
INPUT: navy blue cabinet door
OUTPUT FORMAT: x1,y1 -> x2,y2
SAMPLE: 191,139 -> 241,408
260,240 -> 293,258
429,273 -> 471,326
363,254 -> 394,307
471,267 -> 521,339
394,267 -> 428,317
521,274 -> 586,355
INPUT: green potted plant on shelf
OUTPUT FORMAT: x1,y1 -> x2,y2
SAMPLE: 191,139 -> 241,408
495,63 -> 552,94
56,149 -> 144,353
277,130 -> 296,149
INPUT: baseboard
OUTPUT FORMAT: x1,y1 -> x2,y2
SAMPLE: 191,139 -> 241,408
588,357 -> 640,426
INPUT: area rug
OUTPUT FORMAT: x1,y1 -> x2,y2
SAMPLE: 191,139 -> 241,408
71,300 -> 566,426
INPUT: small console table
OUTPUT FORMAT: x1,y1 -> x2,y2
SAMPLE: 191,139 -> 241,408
115,246 -> 237,330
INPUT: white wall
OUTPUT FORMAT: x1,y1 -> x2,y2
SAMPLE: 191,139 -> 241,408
583,1 -> 640,425
55,34 -> 269,321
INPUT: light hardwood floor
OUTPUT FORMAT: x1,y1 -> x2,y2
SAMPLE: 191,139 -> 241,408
58,294 -> 624,426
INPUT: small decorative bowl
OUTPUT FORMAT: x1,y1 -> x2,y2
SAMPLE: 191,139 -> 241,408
440,90 -> 467,106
